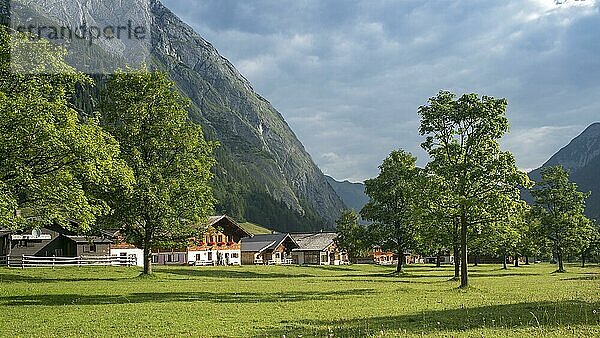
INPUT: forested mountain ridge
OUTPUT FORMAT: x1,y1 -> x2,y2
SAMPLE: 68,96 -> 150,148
526,122 -> 600,221
7,0 -> 346,232
325,176 -> 368,213
149,1 -> 345,231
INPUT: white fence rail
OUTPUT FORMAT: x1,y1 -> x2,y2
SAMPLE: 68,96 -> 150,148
1,255 -> 136,268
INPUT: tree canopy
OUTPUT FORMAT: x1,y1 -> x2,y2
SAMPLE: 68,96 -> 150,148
531,166 -> 593,272
100,68 -> 216,274
0,27 -> 133,232
418,91 -> 530,287
361,149 -> 424,273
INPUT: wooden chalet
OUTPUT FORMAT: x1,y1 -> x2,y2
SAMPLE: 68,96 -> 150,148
185,215 -> 251,266
290,233 -> 349,265
372,246 -> 397,265
0,226 -> 112,265
240,233 -> 299,265
110,215 -> 251,267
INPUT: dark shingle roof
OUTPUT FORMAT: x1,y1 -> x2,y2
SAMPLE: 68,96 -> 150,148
240,233 -> 290,253
208,215 -> 251,237
64,235 -> 112,244
291,233 -> 337,251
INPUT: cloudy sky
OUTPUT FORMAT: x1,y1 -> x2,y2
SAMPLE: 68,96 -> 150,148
163,0 -> 600,182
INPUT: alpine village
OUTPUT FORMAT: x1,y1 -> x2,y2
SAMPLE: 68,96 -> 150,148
0,0 -> 599,337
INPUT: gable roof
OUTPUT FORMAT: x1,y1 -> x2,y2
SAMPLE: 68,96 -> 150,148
291,233 -> 337,252
208,215 -> 251,238
64,235 -> 113,244
240,233 -> 298,253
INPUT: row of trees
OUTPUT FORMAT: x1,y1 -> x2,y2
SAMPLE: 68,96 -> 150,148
336,91 -> 599,288
0,28 -> 216,274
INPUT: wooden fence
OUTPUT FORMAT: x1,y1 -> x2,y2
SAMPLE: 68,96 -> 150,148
0,255 -> 136,268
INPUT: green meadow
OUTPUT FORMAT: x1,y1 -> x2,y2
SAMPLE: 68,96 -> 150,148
0,264 -> 598,337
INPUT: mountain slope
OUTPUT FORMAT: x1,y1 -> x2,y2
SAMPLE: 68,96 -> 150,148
325,176 -> 368,212
14,0 -> 345,232
527,123 -> 600,220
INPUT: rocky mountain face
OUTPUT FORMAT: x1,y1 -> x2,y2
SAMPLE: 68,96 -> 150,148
325,176 -> 368,213
11,0 -> 345,231
527,123 -> 600,220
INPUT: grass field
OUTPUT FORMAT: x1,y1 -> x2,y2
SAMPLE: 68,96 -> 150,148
0,263 -> 598,337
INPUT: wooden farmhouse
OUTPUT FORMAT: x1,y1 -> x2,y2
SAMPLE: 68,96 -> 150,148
0,226 -> 112,266
290,233 -> 349,265
109,231 -> 145,267
372,246 -> 396,265
110,215 -> 251,267
240,233 -> 299,265
185,215 -> 251,266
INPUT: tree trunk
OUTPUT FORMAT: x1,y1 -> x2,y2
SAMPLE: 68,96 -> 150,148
514,255 -> 519,267
142,230 -> 153,275
473,255 -> 478,267
436,253 -> 441,268
525,256 -> 530,265
581,252 -> 586,268
557,249 -> 564,273
453,244 -> 460,278
502,253 -> 507,270
459,216 -> 468,288
453,218 -> 460,279
143,246 -> 152,275
396,247 -> 403,273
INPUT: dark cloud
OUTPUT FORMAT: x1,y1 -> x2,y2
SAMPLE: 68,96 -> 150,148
163,0 -> 600,182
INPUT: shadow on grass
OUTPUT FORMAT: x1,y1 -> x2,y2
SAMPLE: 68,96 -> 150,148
0,273 -> 132,284
564,274 -> 600,281
0,289 -> 376,307
469,272 -> 542,278
270,300 -> 600,337
162,268 -> 314,279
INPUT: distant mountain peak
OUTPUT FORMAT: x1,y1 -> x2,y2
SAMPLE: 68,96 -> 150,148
527,122 -> 600,221
544,122 -> 600,172
325,176 -> 368,212
20,0 -> 346,231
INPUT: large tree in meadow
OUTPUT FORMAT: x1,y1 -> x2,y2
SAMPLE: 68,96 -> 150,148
335,209 -> 370,263
417,174 -> 462,277
418,91 -> 530,287
0,28 -> 133,231
361,149 -> 423,273
531,166 -> 593,272
100,69 -> 216,275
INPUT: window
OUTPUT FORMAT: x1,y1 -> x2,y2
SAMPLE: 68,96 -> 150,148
196,254 -> 201,261
218,235 -> 223,242
207,252 -> 213,261
89,244 -> 97,252
166,254 -> 179,262
120,252 -> 127,257
305,252 -> 319,264
232,253 -> 239,258
55,249 -> 63,256
152,255 -> 158,263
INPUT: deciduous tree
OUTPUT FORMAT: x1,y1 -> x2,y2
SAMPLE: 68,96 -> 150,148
531,166 -> 592,272
361,150 -> 423,273
0,28 -> 133,231
335,210 -> 369,263
100,68 -> 216,275
418,91 -> 530,287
